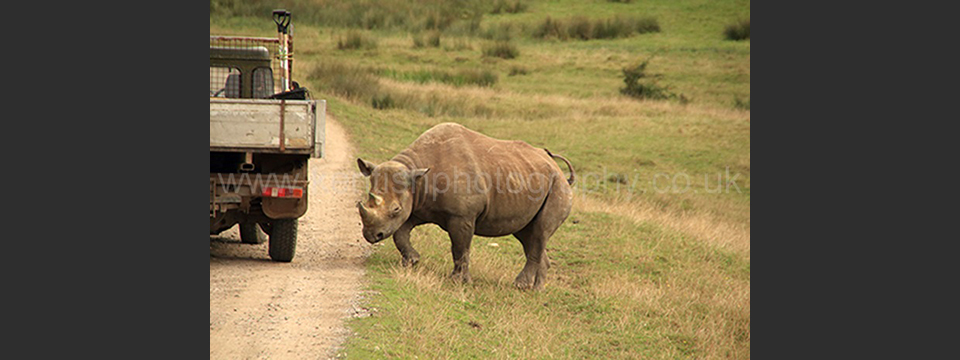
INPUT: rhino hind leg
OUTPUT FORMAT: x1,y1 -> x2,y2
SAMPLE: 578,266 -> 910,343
513,182 -> 573,290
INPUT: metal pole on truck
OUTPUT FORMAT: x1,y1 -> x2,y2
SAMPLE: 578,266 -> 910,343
273,9 -> 292,92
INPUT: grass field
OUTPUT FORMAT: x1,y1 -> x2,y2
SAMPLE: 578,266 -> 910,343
213,0 -> 749,358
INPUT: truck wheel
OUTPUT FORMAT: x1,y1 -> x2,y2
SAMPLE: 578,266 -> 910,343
268,219 -> 297,262
239,223 -> 266,244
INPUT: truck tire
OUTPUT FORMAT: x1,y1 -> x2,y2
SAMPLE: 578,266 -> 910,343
268,218 -> 297,262
239,223 -> 266,244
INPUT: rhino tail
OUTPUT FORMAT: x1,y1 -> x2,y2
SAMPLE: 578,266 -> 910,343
545,149 -> 576,185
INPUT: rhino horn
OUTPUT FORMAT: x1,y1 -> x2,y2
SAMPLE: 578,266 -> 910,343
358,200 -> 371,217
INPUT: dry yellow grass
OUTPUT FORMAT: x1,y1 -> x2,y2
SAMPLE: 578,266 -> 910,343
379,77 -> 751,122
577,193 -> 750,256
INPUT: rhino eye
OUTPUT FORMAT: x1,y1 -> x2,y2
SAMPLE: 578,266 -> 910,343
392,205 -> 402,215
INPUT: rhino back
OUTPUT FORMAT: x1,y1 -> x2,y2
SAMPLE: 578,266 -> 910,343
401,123 -> 564,236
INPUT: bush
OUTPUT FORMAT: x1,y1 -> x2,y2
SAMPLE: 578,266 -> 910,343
337,31 -> 377,50
724,19 -> 750,40
620,59 -> 680,101
483,41 -> 520,59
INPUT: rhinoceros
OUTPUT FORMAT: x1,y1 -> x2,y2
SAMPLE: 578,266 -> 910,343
356,123 -> 575,290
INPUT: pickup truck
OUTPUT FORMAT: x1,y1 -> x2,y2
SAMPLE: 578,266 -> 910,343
210,10 -> 324,262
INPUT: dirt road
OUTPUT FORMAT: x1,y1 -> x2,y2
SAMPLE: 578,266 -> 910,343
210,117 -> 371,359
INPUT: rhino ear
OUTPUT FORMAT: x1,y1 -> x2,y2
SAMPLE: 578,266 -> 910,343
409,168 -> 430,182
358,158 -> 377,177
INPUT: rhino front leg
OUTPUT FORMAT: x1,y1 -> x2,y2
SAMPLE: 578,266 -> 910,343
447,217 -> 475,284
393,220 -> 421,267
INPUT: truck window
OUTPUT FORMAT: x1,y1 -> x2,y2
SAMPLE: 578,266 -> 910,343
252,67 -> 275,98
210,67 -> 240,98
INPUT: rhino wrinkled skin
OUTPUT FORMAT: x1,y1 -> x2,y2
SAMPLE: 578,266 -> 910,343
357,123 -> 575,290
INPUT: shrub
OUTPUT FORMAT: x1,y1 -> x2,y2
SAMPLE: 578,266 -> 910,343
483,41 -> 520,59
337,31 -> 377,50
620,59 -> 680,101
724,19 -> 750,40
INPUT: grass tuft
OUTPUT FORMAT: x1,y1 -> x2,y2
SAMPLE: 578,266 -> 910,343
482,41 -> 520,59
533,15 -> 660,41
337,30 -> 377,50
307,60 -> 379,101
382,68 -> 498,88
371,93 -> 395,109
508,66 -> 529,76
734,96 -> 750,110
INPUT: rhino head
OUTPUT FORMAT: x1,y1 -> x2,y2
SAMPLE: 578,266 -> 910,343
357,158 -> 429,243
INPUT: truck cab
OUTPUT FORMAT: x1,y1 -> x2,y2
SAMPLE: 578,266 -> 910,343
209,46 -> 275,99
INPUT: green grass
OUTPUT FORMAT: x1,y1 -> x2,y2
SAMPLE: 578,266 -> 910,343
346,210 -> 749,359
212,0 -> 750,358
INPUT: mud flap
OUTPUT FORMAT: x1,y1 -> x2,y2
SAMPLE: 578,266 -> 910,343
262,188 -> 308,219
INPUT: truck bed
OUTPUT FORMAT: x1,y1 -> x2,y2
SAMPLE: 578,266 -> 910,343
210,98 -> 325,158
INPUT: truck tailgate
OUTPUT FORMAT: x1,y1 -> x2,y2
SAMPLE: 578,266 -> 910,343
210,98 -> 325,157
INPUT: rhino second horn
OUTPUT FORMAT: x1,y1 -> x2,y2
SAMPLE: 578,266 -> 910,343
369,193 -> 384,206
